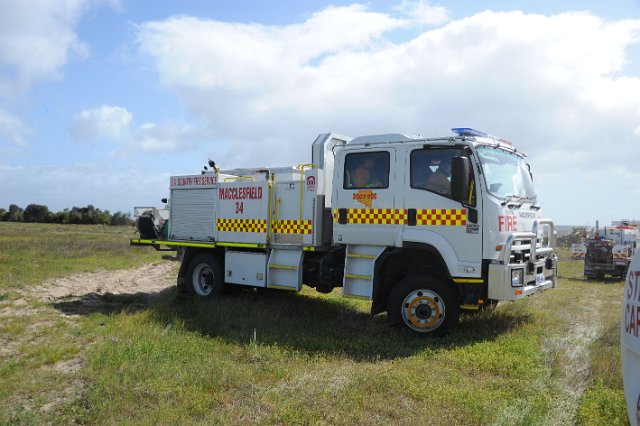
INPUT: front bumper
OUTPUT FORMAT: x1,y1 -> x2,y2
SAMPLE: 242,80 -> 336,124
487,219 -> 558,301
488,257 -> 557,301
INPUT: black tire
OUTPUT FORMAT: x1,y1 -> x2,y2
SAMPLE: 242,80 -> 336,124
387,274 -> 459,336
187,253 -> 224,298
176,246 -> 186,261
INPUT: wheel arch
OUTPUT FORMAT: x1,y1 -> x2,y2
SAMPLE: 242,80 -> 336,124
371,242 -> 458,315
177,247 -> 225,293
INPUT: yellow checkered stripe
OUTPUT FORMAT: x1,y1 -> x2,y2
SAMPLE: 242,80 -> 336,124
416,209 -> 467,226
271,219 -> 313,235
334,208 -> 407,225
217,218 -> 267,233
614,253 -> 628,259
333,208 -> 467,226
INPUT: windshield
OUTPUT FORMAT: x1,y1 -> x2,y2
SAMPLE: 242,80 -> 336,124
476,146 -> 536,201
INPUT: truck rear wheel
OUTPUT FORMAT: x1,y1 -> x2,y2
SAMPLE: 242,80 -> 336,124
387,274 -> 459,336
187,253 -> 224,298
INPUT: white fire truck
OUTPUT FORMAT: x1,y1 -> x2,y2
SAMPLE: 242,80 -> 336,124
132,128 -> 557,335
572,221 -> 639,280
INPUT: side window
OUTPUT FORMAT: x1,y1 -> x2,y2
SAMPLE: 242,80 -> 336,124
410,147 -> 475,205
344,151 -> 390,189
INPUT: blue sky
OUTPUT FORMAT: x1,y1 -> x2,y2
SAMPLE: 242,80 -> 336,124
1,0 -> 640,225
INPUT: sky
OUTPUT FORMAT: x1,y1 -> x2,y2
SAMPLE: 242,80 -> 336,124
1,0 -> 640,226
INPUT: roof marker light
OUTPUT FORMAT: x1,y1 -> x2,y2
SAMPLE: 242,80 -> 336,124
451,128 -> 489,137
452,128 -> 514,146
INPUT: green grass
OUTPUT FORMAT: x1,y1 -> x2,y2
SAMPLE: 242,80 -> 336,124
0,223 -> 631,424
79,300 -> 550,424
0,222 -> 163,293
557,248 -> 629,425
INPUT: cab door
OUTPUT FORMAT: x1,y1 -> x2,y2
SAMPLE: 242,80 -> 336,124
332,148 -> 399,246
402,145 -> 482,266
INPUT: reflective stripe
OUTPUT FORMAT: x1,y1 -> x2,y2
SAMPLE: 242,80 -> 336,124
347,253 -> 376,259
345,273 -> 372,280
333,208 -> 467,226
269,264 -> 297,270
131,239 -> 215,248
452,278 -> 484,284
217,242 -> 265,249
334,208 -> 407,225
416,209 -> 466,226
271,219 -> 312,235
217,218 -> 267,233
460,304 -> 480,310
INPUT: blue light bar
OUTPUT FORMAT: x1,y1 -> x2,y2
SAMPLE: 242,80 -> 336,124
451,128 -> 489,137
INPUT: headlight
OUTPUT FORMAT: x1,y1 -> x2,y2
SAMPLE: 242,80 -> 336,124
511,268 -> 524,287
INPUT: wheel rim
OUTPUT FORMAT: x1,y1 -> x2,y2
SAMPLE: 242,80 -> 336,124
401,289 -> 446,332
192,263 -> 215,296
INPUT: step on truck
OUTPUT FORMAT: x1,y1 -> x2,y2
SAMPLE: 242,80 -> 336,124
132,128 -> 558,335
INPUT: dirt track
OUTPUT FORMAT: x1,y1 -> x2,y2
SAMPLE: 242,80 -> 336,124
0,262 -> 178,416
29,262 -> 177,305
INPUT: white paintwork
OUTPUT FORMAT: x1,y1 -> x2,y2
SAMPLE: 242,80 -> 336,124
623,249 -> 640,426
225,251 -> 267,287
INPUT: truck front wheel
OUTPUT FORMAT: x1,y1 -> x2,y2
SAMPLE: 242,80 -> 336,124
387,274 -> 459,336
187,253 -> 224,298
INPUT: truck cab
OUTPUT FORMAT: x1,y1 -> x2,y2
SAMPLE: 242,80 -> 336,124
329,128 -> 557,333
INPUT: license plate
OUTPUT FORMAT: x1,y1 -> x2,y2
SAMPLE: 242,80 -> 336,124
536,273 -> 545,285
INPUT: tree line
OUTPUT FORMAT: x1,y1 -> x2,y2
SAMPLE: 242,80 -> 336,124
0,204 -> 133,226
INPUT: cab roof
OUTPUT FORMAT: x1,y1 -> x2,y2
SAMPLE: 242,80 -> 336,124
347,128 -> 519,154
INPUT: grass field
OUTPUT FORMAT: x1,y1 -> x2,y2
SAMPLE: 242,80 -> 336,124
0,222 -> 630,424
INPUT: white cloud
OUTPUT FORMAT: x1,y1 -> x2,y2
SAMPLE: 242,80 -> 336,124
71,105 -> 133,143
394,0 -> 449,25
136,8 -> 640,158
0,0 -> 125,98
70,105 -> 208,154
133,121 -> 206,152
134,6 -> 640,224
0,0 -> 90,98
0,0 -> 124,150
0,107 -> 33,146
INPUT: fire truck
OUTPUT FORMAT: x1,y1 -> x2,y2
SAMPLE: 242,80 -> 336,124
132,128 -> 557,335
583,221 -> 639,280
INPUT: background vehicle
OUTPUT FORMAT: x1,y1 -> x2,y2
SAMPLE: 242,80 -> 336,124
132,128 -> 557,335
584,221 -> 638,280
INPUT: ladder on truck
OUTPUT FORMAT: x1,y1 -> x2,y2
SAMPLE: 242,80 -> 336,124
342,244 -> 385,299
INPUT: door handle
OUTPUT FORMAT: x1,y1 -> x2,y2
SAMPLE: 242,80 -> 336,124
338,208 -> 347,224
407,208 -> 417,226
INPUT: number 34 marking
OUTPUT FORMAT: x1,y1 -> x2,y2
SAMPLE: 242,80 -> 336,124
235,202 -> 244,214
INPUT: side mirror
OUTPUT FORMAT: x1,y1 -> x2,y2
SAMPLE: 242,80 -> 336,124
451,156 -> 471,204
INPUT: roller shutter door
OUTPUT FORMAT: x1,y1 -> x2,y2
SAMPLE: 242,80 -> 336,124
169,188 -> 216,241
